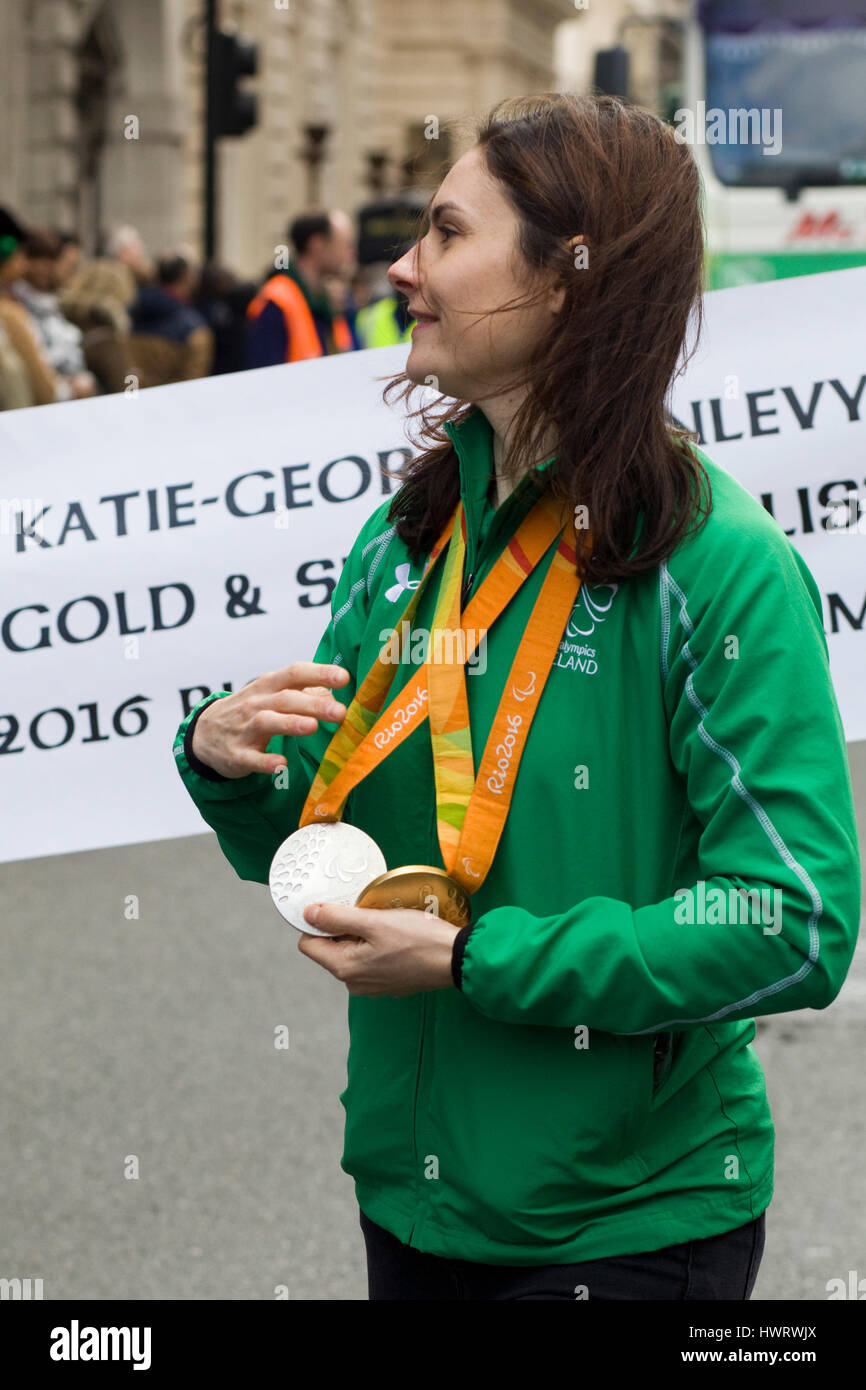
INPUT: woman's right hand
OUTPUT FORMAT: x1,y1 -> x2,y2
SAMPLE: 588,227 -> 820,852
190,662 -> 350,779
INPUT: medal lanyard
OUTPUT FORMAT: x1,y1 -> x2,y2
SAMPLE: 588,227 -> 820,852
300,489 -> 584,894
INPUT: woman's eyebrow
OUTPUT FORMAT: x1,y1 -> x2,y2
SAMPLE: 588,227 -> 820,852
429,201 -> 467,225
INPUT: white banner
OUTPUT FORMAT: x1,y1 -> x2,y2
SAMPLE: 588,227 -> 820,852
669,266 -> 866,745
1,268 -> 864,864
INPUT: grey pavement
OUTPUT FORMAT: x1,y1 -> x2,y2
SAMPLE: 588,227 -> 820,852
2,743 -> 865,1301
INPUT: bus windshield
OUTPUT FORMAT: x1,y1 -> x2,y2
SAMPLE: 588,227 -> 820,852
699,2 -> 866,192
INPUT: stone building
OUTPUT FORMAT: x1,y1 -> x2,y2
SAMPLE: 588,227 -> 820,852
1,0 -> 687,277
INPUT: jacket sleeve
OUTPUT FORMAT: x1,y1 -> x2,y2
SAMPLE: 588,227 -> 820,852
455,524 -> 862,1034
172,501 -> 390,884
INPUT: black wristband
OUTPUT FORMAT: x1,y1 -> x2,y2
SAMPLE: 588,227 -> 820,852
183,695 -> 230,782
451,922 -> 477,990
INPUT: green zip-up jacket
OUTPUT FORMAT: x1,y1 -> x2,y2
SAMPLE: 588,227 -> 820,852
173,405 -> 861,1265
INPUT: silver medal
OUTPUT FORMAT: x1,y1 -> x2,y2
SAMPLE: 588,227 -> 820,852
269,821 -> 387,936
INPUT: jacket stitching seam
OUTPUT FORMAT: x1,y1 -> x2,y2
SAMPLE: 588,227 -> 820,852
638,564 -> 824,1030
328,525 -> 394,653
364,526 -> 396,595
659,560 -> 672,683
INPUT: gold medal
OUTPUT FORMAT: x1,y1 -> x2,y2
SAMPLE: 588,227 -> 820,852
355,865 -> 471,927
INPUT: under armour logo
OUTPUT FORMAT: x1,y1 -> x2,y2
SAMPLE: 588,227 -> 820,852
385,563 -> 421,604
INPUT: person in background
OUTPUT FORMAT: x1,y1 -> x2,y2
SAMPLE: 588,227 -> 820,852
0,314 -> 31,410
353,240 -> 416,349
55,231 -> 84,286
0,206 -> 90,405
0,207 -> 39,409
194,262 -> 257,375
129,253 -> 213,388
11,228 -> 96,397
245,209 -> 357,368
323,270 -> 363,350
105,224 -> 155,287
344,264 -> 374,339
59,225 -> 143,393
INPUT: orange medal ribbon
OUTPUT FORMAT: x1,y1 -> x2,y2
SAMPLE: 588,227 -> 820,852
299,487 -> 584,894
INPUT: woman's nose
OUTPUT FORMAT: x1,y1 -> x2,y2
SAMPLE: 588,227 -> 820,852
388,247 -> 418,296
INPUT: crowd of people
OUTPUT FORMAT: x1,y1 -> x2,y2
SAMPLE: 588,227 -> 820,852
0,205 -> 415,411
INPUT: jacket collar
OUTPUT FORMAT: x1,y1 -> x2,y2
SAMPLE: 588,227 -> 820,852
278,264 -> 333,319
441,407 -> 555,569
443,405 -> 553,510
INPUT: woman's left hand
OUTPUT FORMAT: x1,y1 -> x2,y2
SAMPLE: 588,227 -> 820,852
296,902 -> 462,996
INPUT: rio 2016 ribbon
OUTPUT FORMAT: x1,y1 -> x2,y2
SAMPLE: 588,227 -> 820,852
299,486 -> 585,896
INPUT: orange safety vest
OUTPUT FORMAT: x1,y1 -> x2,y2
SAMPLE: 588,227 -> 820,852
246,274 -> 353,361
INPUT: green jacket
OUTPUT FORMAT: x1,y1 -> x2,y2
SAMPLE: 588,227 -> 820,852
173,405 -> 861,1265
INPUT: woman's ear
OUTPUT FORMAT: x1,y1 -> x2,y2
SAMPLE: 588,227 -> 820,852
549,234 -> 588,314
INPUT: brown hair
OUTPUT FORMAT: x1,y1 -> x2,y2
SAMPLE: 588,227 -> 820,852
22,228 -> 62,261
381,93 -> 710,583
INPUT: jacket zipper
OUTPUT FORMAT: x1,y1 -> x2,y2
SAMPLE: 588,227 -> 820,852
410,482 -> 521,1226
459,510 -> 536,611
459,472 -> 542,611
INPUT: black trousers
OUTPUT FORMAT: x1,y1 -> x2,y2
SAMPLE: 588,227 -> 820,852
359,1208 -> 766,1301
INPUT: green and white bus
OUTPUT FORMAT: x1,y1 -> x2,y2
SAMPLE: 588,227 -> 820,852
600,0 -> 866,287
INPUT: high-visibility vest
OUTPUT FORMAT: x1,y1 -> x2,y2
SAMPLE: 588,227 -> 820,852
355,296 -> 414,348
246,274 -> 353,360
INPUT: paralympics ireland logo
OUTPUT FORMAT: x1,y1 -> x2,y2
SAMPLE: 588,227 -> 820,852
554,582 -> 619,675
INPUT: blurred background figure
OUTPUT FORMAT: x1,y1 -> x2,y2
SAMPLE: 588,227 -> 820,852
0,206 -> 34,410
194,262 -> 257,376
129,252 -> 213,388
55,232 -> 84,286
244,209 -> 358,369
105,224 -> 155,287
59,225 -> 148,394
352,239 -> 415,349
10,228 -> 97,398
0,206 -> 93,406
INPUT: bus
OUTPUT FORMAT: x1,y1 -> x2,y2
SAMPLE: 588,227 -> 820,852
597,0 -> 866,288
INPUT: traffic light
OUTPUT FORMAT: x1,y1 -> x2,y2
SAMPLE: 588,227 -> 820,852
210,27 -> 259,138
593,46 -> 630,100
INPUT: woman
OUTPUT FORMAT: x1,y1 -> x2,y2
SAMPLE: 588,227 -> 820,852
0,206 -> 80,406
10,228 -> 96,397
174,94 -> 861,1300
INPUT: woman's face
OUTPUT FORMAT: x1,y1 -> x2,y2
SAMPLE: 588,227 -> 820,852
25,256 -> 58,293
389,145 -> 563,401
0,247 -> 27,287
